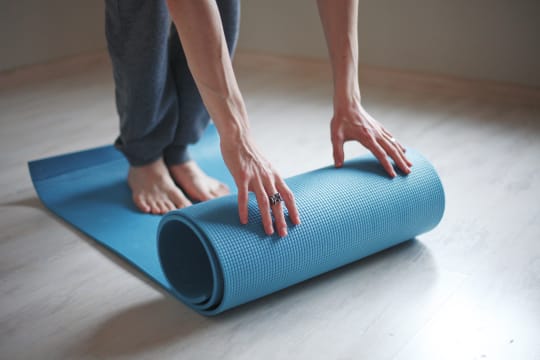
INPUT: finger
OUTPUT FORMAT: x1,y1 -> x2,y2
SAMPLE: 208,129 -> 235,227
383,128 -> 408,154
395,141 -> 413,166
367,137 -> 396,178
395,141 -> 413,167
253,180 -> 274,235
384,134 -> 412,168
379,137 -> 410,174
237,182 -> 249,225
381,127 -> 393,138
382,131 -> 412,167
332,138 -> 345,168
263,177 -> 288,237
275,177 -> 301,225
391,136 -> 408,155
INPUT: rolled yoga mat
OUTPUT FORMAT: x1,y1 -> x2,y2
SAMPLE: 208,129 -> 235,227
29,125 -> 445,315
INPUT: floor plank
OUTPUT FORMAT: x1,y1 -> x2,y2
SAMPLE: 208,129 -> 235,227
1,51 -> 539,360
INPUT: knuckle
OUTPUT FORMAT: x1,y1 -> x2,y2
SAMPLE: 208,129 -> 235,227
257,168 -> 271,181
357,124 -> 373,137
373,146 -> 385,157
331,132 -> 343,143
283,188 -> 295,202
259,196 -> 270,208
388,146 -> 398,156
365,135 -> 377,146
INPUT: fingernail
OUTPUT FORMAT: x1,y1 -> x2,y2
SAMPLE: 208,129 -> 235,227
280,228 -> 288,237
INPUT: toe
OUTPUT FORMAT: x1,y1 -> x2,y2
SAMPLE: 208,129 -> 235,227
169,162 -> 222,202
196,188 -> 214,202
213,182 -> 230,197
155,201 -> 168,214
163,199 -> 175,213
180,180 -> 213,202
150,201 -> 161,215
133,195 -> 151,213
169,188 -> 192,209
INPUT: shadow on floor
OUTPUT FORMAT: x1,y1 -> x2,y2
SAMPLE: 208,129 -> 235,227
71,239 -> 435,358
74,297 -> 206,358
1,196 -> 45,209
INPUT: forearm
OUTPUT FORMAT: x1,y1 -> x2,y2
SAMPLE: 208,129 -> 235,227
167,1 -> 300,234
166,0 -> 248,140
317,0 -> 360,106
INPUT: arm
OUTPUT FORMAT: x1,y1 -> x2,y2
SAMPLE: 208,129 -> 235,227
166,0 -> 300,236
317,0 -> 411,177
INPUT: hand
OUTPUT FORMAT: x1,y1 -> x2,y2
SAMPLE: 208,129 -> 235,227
330,99 -> 412,177
220,134 -> 301,237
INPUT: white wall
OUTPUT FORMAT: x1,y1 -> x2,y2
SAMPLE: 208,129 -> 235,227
238,0 -> 540,87
1,0 -> 539,87
0,0 -> 105,71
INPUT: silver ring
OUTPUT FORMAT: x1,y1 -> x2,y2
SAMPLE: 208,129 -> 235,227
269,192 -> 283,206
389,137 -> 397,144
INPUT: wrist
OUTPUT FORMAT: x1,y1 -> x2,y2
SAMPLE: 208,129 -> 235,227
333,88 -> 361,112
219,120 -> 250,145
210,93 -> 251,141
333,74 -> 360,106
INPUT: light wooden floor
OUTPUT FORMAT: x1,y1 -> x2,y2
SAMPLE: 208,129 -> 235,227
1,51 -> 539,360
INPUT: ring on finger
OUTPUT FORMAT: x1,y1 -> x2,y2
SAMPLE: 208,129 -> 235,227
269,192 -> 283,206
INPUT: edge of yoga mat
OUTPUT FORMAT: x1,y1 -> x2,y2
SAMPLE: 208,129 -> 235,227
28,124 -> 445,316
28,125 -> 234,302
28,146 -> 170,290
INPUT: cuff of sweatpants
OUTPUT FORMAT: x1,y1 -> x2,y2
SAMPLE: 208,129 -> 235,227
114,137 -> 163,167
163,144 -> 191,166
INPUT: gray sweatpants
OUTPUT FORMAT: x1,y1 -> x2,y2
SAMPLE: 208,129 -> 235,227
105,0 -> 240,166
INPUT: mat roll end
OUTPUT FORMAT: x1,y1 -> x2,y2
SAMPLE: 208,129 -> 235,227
158,213 -> 225,314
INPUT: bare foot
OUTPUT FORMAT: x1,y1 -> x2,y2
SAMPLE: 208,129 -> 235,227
128,158 -> 192,214
168,161 -> 230,202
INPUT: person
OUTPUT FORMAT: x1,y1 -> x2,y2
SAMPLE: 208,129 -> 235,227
105,0 -> 412,238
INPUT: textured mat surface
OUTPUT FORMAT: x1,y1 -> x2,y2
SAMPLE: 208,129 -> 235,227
29,125 -> 444,315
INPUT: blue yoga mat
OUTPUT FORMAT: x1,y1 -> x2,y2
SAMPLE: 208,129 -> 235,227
29,125 -> 445,315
